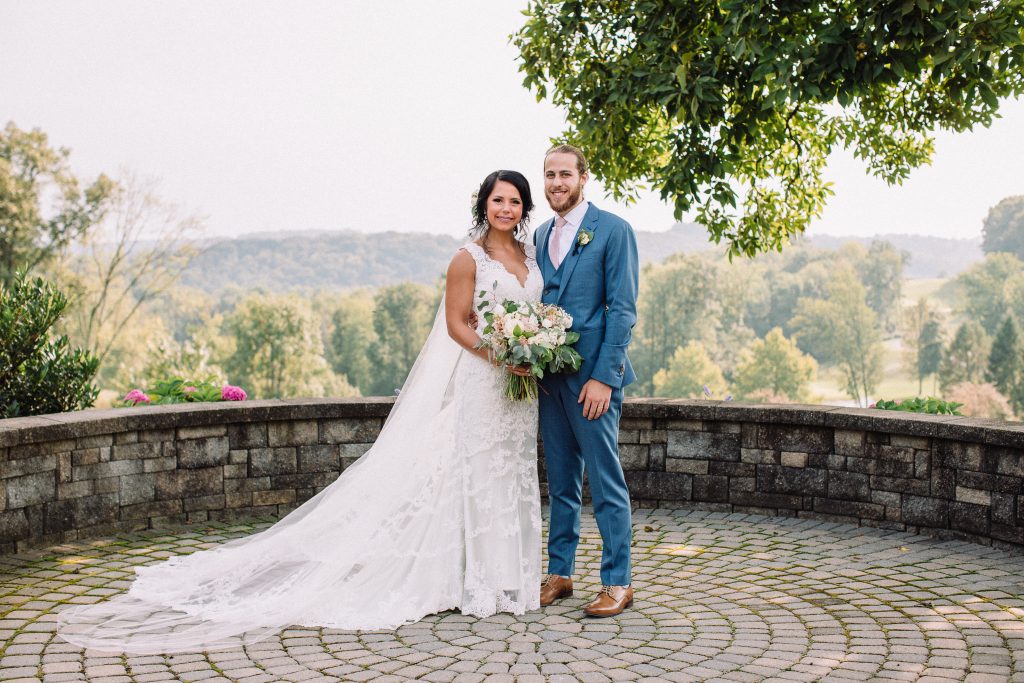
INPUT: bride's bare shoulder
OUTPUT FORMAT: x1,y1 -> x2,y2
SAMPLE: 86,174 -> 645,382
447,247 -> 476,279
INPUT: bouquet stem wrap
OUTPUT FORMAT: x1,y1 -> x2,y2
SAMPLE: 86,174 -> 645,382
504,371 -> 539,402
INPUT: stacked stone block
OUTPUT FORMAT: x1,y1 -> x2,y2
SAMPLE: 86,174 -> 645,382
615,402 -> 1024,549
2,398 -> 1024,553
0,401 -> 386,553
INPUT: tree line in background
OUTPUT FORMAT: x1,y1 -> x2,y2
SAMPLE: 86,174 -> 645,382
631,240 -> 904,406
84,232 -> 1024,421
4,119 -> 1024,420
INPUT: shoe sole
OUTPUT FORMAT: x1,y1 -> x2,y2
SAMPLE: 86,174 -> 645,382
540,589 -> 573,607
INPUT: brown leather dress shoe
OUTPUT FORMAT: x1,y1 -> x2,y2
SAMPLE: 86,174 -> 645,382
540,574 -> 573,606
584,585 -> 634,617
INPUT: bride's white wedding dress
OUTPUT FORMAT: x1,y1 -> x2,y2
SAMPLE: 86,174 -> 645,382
58,242 -> 543,654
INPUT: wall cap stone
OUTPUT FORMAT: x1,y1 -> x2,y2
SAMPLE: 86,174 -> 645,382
3,397 -> 1023,448
0,398 -> 396,448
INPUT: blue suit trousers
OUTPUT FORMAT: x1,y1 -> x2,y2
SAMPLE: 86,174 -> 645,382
539,374 -> 631,586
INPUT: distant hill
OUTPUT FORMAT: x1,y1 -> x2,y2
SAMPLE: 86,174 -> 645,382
636,222 -> 719,260
640,224 -> 984,278
806,233 -> 983,279
180,226 -> 982,293
184,231 -> 462,292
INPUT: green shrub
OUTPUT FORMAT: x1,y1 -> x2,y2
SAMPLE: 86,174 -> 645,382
0,273 -> 99,417
872,397 -> 963,416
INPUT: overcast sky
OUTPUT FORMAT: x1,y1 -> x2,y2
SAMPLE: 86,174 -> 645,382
2,1 -> 1021,241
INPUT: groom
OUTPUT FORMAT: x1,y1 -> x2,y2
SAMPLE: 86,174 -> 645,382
534,144 -> 639,617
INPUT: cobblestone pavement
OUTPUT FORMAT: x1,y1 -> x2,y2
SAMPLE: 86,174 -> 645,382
3,508 -> 1024,682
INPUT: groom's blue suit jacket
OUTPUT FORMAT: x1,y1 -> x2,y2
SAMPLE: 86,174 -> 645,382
533,203 -> 639,389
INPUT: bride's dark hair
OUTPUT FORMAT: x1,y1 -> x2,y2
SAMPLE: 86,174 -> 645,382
470,170 -> 534,244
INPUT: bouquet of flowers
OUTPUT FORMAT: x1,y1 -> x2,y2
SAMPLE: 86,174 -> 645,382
475,289 -> 583,401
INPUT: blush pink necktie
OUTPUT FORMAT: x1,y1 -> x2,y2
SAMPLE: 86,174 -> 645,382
551,216 -> 567,268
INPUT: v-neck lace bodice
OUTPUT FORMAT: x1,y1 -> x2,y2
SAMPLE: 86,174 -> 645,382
461,242 -> 542,300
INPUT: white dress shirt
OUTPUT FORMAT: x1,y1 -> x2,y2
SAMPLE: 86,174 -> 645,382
548,200 -> 590,269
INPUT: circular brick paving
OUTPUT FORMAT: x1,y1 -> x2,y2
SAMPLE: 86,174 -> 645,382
3,509 -> 1024,682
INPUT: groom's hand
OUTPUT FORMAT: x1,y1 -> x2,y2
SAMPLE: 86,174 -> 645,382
578,379 -> 612,420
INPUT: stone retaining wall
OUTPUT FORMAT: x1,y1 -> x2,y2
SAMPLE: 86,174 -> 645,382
2,398 -> 1023,553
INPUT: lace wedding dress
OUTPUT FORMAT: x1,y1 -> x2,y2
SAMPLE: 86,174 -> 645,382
58,242 -> 543,654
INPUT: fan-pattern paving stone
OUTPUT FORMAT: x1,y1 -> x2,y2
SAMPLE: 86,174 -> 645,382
3,509 -> 1024,681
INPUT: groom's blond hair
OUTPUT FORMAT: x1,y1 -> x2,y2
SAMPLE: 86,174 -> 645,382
545,144 -> 589,176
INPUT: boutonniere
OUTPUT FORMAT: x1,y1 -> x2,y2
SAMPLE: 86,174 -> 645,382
573,229 -> 594,255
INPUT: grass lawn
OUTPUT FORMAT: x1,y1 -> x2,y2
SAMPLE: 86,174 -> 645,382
903,277 -> 958,314
808,337 -> 937,406
902,278 -> 947,302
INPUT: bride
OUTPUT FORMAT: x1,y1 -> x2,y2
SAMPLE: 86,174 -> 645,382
58,170 -> 544,654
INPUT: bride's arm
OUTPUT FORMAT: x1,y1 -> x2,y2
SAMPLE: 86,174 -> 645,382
445,250 -> 496,364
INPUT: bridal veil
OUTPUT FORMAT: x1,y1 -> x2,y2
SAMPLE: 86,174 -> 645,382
59,301 -> 470,653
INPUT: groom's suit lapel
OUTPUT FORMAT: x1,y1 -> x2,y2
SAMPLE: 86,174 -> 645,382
537,217 -> 556,282
556,204 -> 601,304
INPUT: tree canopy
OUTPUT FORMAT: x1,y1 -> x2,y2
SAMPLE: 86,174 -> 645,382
223,294 -> 355,399
651,340 -> 727,398
955,252 -> 1024,334
733,327 -> 817,402
0,122 -> 115,286
515,0 -> 1024,256
987,315 -> 1023,414
790,267 -> 883,406
982,195 -> 1024,259
940,320 -> 990,391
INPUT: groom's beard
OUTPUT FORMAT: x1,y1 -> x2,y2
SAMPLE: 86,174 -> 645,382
546,179 -> 584,214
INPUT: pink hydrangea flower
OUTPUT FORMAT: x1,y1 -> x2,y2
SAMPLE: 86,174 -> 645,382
124,389 -> 151,405
221,385 -> 247,401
